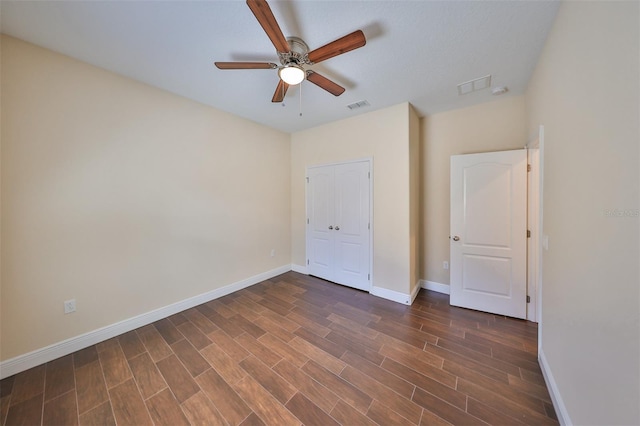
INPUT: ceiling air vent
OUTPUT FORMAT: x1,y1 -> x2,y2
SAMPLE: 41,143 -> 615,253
347,100 -> 370,110
457,75 -> 491,96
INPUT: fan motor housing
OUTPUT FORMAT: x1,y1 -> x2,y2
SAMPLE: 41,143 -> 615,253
278,37 -> 311,67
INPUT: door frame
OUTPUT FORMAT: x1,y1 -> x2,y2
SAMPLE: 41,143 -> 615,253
526,145 -> 539,323
305,157 -> 374,291
526,125 -> 544,325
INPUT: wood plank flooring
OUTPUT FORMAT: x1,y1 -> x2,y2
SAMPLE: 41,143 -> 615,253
0,272 -> 558,425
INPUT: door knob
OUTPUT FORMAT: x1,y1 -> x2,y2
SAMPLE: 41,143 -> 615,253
328,226 -> 333,230
335,226 -> 340,230
452,236 -> 460,241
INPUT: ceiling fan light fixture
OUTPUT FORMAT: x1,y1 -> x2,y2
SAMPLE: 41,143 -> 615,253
279,64 -> 305,85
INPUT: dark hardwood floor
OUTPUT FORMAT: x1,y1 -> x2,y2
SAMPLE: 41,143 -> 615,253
0,271 -> 557,425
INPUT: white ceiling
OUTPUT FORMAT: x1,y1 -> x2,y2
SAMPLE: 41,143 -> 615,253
1,0 -> 560,133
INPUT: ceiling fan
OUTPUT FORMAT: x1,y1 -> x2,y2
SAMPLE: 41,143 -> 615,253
215,0 -> 366,103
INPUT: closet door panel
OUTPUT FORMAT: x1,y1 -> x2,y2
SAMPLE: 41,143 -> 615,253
307,168 -> 335,281
333,162 -> 370,291
307,161 -> 370,291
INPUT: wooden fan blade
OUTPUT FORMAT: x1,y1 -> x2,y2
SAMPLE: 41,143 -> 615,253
215,62 -> 277,69
307,30 -> 366,64
306,71 -> 345,96
247,0 -> 290,53
272,79 -> 290,102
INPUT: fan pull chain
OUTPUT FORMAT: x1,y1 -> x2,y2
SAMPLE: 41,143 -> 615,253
299,82 -> 303,117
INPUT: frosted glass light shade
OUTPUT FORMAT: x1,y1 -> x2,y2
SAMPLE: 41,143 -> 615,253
279,65 -> 305,85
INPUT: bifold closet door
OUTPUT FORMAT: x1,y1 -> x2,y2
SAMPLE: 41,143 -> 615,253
307,161 -> 370,291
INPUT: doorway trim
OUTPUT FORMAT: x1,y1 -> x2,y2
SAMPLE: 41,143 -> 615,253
305,157 -> 373,291
526,125 -> 544,326
526,143 -> 539,323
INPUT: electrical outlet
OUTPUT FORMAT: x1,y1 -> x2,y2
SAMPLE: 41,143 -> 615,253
443,261 -> 449,270
270,249 -> 276,257
64,299 -> 76,314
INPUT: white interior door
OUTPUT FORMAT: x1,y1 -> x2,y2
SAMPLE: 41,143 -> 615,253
450,149 -> 527,319
307,161 -> 370,291
333,162 -> 370,289
307,167 -> 334,281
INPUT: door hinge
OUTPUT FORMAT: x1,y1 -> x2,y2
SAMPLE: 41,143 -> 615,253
368,222 -> 370,230
307,259 -> 309,265
527,230 -> 531,238
306,177 -> 309,183
527,164 -> 532,172
307,218 -> 309,224
368,274 -> 370,280
526,295 -> 531,303
368,172 -> 370,179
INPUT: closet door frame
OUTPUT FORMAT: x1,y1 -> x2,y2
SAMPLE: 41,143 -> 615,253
305,158 -> 373,292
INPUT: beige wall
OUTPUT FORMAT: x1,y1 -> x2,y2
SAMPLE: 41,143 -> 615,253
526,2 -> 639,424
291,103 -> 413,296
420,96 -> 527,286
1,36 -> 291,361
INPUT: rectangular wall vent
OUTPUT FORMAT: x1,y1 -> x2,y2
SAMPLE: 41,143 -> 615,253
347,100 -> 370,110
457,75 -> 492,96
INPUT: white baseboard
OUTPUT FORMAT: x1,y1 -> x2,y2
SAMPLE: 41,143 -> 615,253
539,348 -> 571,425
291,264 -> 308,274
370,285 -> 413,305
420,279 -> 450,295
0,264 -> 291,379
